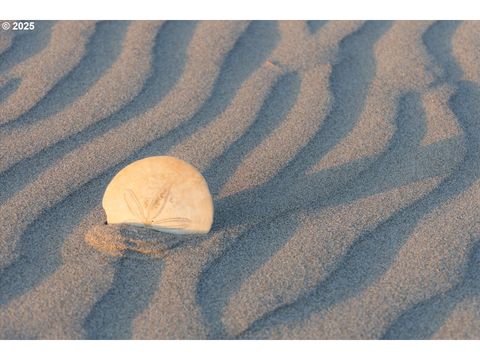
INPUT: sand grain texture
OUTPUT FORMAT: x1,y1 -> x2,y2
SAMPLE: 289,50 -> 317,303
0,20 -> 479,339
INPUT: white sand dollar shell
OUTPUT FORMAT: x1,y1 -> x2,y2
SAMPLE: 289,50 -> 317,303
102,156 -> 214,234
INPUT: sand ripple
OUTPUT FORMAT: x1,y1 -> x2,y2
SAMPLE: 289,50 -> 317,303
0,20 -> 479,339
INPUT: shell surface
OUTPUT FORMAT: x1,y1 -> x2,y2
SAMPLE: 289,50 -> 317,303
102,156 -> 214,234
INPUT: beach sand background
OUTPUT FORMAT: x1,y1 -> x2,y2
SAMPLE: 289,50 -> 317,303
0,20 -> 479,339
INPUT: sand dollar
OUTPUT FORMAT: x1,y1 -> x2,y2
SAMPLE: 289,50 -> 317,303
102,156 -> 214,234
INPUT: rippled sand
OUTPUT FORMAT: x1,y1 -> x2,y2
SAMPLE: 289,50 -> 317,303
0,20 -> 479,339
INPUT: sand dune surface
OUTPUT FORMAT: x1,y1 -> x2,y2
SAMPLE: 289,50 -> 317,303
0,20 -> 479,339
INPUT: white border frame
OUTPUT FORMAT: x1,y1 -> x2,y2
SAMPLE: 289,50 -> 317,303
1,0 -> 480,20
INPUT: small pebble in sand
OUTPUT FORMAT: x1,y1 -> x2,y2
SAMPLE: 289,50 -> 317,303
102,156 -> 214,234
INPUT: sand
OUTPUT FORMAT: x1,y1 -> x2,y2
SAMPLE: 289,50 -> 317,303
0,20 -> 479,339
